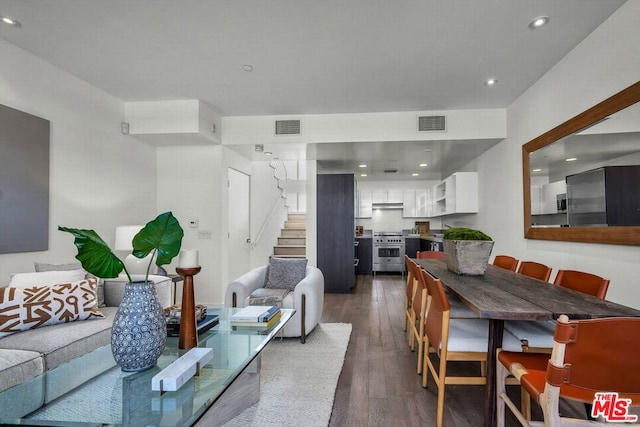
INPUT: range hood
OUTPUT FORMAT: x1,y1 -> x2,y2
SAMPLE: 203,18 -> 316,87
372,202 -> 403,210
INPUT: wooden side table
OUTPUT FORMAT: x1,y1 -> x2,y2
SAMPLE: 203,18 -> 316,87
167,274 -> 184,305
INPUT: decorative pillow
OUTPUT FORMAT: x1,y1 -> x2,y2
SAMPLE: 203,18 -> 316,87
34,262 -> 105,308
0,278 -> 104,338
8,269 -> 87,289
264,258 -> 308,291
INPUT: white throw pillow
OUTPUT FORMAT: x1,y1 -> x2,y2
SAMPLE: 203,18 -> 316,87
8,269 -> 87,289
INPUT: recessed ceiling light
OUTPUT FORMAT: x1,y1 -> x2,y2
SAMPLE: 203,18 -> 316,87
1,15 -> 22,27
485,78 -> 498,86
360,174 -> 367,177
529,16 -> 550,29
264,151 -> 272,156
532,168 -> 542,172
412,173 -> 419,177
565,157 -> 577,162
242,64 -> 254,72
359,164 -> 367,168
419,163 -> 428,167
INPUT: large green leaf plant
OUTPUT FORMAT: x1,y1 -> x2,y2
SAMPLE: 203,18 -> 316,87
59,211 -> 184,283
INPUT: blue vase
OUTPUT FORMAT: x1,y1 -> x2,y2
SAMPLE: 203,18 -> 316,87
111,281 -> 167,372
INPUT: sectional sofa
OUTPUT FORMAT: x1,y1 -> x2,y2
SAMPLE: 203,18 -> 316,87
0,270 -> 172,419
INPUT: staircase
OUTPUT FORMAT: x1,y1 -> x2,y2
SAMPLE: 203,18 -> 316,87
273,213 -> 306,258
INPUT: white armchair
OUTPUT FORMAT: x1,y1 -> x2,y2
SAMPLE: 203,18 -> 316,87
224,265 -> 324,343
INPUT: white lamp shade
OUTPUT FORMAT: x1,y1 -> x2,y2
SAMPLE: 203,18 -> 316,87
114,225 -> 143,251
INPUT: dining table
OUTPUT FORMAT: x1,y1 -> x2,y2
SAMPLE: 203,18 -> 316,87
415,258 -> 640,427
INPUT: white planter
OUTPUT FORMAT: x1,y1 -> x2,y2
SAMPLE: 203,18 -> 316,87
443,240 -> 495,275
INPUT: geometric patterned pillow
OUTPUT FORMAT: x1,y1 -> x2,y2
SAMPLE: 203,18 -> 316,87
263,257 -> 308,291
0,278 -> 105,338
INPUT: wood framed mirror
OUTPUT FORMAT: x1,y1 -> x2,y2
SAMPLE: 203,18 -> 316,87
523,80 -> 640,245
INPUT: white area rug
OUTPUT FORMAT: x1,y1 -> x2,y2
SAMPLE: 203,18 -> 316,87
222,322 -> 352,427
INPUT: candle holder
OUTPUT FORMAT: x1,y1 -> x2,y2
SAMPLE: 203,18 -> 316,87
175,266 -> 202,350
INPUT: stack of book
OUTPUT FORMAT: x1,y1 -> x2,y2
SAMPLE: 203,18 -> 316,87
230,305 -> 281,329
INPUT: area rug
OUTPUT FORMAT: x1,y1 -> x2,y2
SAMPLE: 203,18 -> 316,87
222,322 -> 352,427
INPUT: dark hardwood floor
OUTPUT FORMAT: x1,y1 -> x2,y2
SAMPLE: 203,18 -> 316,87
322,273 -> 588,427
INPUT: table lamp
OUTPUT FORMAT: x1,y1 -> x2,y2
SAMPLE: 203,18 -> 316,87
114,225 -> 157,275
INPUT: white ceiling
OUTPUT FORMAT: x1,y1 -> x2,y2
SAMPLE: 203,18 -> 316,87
0,0 -> 627,180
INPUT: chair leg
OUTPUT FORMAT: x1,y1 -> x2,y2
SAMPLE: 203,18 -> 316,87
300,294 -> 306,344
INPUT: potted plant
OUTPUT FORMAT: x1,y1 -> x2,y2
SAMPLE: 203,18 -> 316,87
443,227 -> 494,275
59,211 -> 184,372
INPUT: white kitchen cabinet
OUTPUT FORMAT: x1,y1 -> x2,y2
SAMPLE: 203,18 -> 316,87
541,180 -> 566,214
372,189 -> 386,204
530,184 -> 543,215
403,189 -> 429,217
431,172 -> 478,216
357,189 -> 372,218
371,189 -> 402,204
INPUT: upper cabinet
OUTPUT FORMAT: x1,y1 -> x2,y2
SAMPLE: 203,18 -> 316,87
431,172 -> 478,216
403,189 -> 429,217
357,189 -> 373,218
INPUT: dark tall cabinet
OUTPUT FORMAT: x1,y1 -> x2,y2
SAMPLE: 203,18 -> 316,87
317,174 -> 355,293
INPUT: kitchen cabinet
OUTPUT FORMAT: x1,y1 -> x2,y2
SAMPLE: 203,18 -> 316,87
371,189 -> 403,204
356,237 -> 372,275
357,189 -> 372,218
403,189 -> 429,217
317,174 -> 356,293
431,172 -> 478,216
541,180 -> 566,214
405,237 -> 420,259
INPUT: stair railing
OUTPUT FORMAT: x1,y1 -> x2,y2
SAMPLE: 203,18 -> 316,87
251,160 -> 289,248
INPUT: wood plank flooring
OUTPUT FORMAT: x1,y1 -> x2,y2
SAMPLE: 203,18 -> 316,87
322,273 -> 588,427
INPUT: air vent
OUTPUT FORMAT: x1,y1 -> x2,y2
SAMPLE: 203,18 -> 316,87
275,120 -> 301,135
418,115 -> 446,132
384,169 -> 398,174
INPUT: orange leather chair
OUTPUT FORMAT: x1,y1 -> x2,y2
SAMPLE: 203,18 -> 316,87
403,255 -> 418,333
416,250 -> 446,260
517,261 -> 552,282
492,255 -> 519,272
497,315 -> 640,426
554,269 -> 610,300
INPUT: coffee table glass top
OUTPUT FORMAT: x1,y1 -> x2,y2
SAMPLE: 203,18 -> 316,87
3,307 -> 294,427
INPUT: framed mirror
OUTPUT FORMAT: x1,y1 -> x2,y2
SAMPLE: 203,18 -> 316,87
523,80 -> 640,245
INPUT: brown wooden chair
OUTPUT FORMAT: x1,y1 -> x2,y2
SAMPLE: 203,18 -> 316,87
493,255 -> 519,272
517,261 -> 553,282
497,315 -> 640,426
416,250 -> 446,260
420,268 -> 521,426
409,264 -> 428,372
554,270 -> 610,300
403,255 -> 418,334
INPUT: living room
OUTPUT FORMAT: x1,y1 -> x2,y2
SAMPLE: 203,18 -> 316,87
1,1 -> 639,310
2,2 -> 640,426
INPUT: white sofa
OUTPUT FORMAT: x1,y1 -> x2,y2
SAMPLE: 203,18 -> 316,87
224,265 -> 324,343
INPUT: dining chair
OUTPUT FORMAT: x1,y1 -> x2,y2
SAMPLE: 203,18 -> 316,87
517,261 -> 552,282
408,263 -> 429,372
497,315 -> 640,426
420,269 -> 522,427
554,270 -> 610,300
493,255 -> 519,272
403,255 -> 418,334
416,250 -> 446,260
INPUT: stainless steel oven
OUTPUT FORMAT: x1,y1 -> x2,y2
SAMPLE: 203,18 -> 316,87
373,232 -> 405,273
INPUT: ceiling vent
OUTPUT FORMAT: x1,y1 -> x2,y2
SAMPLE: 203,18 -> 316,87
275,120 -> 301,135
384,169 -> 398,174
418,115 -> 446,132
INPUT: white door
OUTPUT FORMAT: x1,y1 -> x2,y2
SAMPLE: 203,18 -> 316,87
228,168 -> 251,282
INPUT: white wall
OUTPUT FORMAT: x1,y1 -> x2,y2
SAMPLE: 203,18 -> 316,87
157,145 -> 251,306
0,40 -> 158,284
465,1 -> 640,308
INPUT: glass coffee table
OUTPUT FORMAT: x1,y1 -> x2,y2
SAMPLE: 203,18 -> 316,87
2,308 -> 294,427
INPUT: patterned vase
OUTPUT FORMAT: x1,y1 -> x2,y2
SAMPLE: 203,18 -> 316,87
111,281 -> 167,372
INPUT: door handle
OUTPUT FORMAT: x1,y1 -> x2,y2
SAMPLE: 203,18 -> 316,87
246,238 -> 252,243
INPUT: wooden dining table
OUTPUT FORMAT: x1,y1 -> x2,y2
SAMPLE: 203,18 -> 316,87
415,258 -> 640,427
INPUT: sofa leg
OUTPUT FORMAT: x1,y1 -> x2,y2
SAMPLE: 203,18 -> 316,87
300,294 -> 306,344
232,292 -> 237,308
